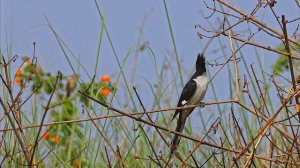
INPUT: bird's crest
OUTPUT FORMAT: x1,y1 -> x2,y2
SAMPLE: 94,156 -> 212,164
196,53 -> 206,73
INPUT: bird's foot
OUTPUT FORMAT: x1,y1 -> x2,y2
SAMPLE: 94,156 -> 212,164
199,102 -> 205,108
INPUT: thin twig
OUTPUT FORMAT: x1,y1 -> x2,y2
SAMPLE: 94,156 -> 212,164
0,99 -> 236,133
0,98 -> 31,164
29,71 -> 62,167
138,125 -> 162,167
281,15 -> 300,121
227,31 -> 240,101
84,105 -> 122,163
105,146 -> 112,168
133,86 -> 168,145
230,88 -> 300,166
216,0 -> 300,46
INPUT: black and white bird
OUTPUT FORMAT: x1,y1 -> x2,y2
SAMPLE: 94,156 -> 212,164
169,53 -> 208,160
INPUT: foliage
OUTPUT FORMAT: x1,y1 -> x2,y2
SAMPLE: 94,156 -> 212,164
273,41 -> 300,74
11,57 -> 116,167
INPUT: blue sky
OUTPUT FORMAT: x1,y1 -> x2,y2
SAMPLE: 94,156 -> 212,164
1,1 -> 298,72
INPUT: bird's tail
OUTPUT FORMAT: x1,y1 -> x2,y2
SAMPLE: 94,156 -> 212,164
168,116 -> 186,161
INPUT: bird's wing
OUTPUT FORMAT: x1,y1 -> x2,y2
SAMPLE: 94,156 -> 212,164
171,79 -> 197,121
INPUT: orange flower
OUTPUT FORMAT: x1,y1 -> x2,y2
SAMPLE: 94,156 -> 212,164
14,68 -> 23,85
14,77 -> 22,85
101,75 -> 110,83
16,68 -> 23,76
42,131 -> 50,140
73,160 -> 80,168
51,135 -> 60,144
101,87 -> 110,96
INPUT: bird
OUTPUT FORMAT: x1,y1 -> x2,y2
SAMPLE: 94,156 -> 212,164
66,74 -> 78,98
168,53 -> 208,161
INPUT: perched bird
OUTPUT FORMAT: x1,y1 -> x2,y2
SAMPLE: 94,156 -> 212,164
66,75 -> 78,98
22,56 -> 32,67
169,53 -> 209,160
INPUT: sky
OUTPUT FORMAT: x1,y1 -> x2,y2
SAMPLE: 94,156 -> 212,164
0,0 -> 299,128
2,1 -> 297,72
1,1 -> 206,73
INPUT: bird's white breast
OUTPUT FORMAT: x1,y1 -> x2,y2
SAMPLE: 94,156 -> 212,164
189,75 -> 208,105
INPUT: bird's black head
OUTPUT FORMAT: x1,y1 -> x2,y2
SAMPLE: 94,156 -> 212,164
195,53 -> 206,75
